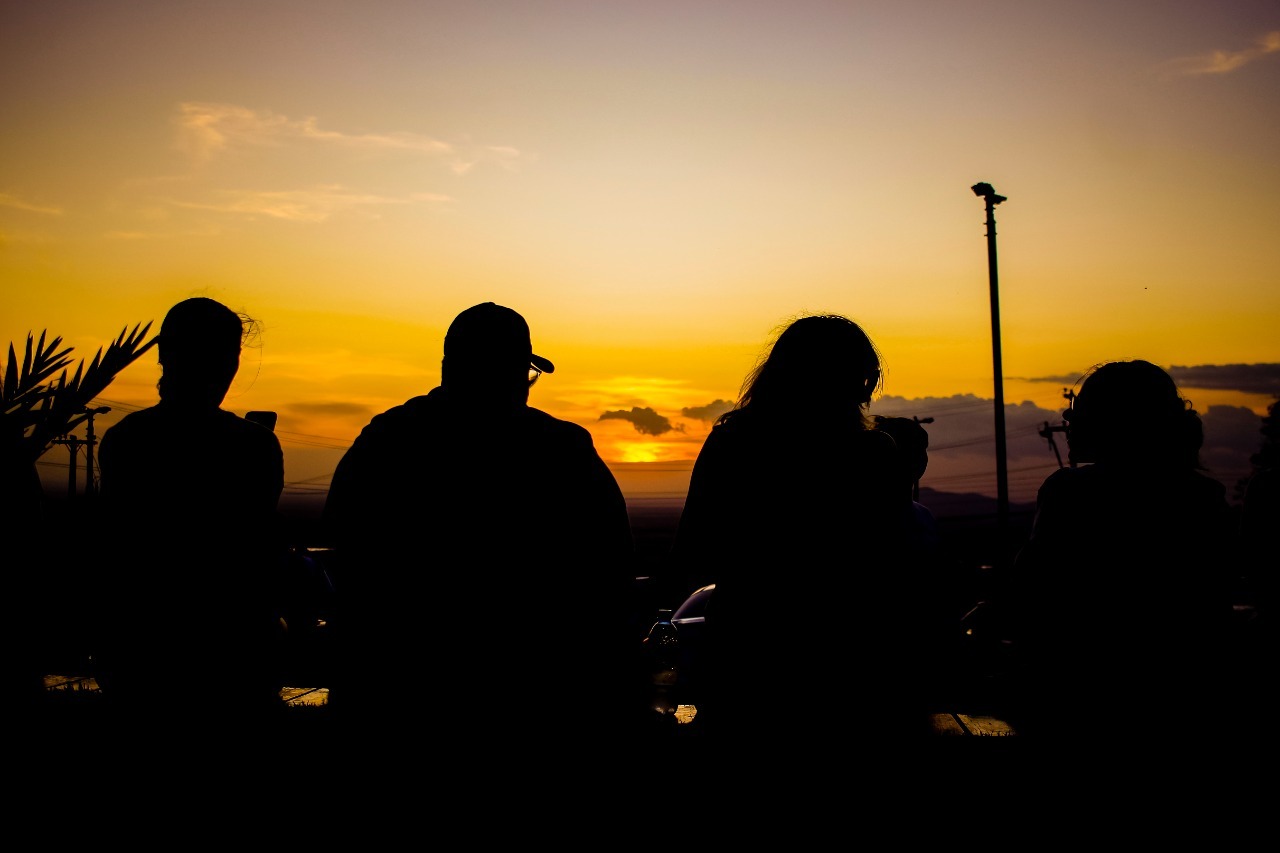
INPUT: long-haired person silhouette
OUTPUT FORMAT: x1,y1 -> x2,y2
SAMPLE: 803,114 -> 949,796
94,297 -> 288,733
669,313 -> 940,746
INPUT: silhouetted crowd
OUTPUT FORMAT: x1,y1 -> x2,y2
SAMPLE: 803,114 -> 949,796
6,298 -> 1277,755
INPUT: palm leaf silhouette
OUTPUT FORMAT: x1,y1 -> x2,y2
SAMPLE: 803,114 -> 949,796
2,322 -> 156,465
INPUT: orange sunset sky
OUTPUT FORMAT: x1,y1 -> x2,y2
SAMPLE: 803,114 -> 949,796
3,1 -> 1278,514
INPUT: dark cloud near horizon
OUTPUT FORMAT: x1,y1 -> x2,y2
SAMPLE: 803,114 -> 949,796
599,406 -> 681,436
288,400 -> 374,419
1201,404 -> 1270,481
1015,373 -> 1089,388
681,399 -> 735,422
1168,364 -> 1280,396
1020,363 -> 1280,397
591,390 -> 1267,506
868,393 -> 1268,504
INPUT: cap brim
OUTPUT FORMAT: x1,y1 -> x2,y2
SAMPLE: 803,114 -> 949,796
531,354 -> 555,374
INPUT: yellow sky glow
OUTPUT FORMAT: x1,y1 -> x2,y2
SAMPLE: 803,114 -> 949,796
4,2 -> 1278,510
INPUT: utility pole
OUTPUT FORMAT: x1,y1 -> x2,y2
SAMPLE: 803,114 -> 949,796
63,435 -> 81,498
52,405 -> 110,499
971,182 -> 1010,557
84,406 -> 109,497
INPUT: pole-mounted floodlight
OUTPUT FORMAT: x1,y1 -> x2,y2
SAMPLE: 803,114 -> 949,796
971,181 -> 1010,561
971,182 -> 1006,206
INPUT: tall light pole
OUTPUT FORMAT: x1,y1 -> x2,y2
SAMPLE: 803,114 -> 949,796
971,181 -> 1009,553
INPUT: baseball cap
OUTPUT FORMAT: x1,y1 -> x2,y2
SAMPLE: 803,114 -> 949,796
444,302 -> 555,374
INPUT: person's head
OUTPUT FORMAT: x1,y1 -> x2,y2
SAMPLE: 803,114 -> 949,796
441,302 -> 555,408
1064,359 -> 1203,468
874,416 -> 930,491
729,313 -> 883,426
156,297 -> 250,407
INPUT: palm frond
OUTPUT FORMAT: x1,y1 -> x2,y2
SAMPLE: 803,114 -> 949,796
1,331 -> 75,416
2,321 -> 157,462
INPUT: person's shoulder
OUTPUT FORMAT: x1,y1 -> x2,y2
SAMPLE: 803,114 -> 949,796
107,406 -> 158,429
1048,462 -> 1112,484
856,425 -> 896,451
1041,464 -> 1083,485
226,410 -> 283,445
358,394 -> 435,435
703,410 -> 757,445
911,500 -> 938,524
1244,467 -> 1279,504
101,406 -> 162,442
377,393 -> 435,419
1186,468 -> 1229,504
525,406 -> 594,443
1033,464 -> 1094,503
846,424 -> 898,473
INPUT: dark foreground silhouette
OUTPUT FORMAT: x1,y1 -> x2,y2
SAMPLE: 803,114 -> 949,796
15,309 -> 1279,756
669,314 -> 961,746
92,297 -> 289,736
322,302 -> 652,751
994,359 -> 1252,744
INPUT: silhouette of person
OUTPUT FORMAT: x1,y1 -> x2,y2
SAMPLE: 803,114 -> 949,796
872,416 -> 941,552
1237,398 -> 1279,727
321,302 -> 644,750
669,313 -> 930,746
872,415 -> 975,706
1,420 -> 49,713
1241,398 -> 1279,624
1003,359 -> 1239,743
94,297 -> 288,733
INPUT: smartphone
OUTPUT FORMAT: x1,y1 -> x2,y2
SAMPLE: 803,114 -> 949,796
246,410 -> 278,432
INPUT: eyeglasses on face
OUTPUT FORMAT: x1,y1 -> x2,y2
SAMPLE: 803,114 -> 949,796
528,364 -> 543,386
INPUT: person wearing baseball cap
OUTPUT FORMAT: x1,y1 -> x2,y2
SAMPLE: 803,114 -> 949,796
440,302 -> 555,412
323,302 -> 647,747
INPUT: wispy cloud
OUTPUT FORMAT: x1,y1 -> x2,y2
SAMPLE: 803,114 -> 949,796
173,102 -> 527,174
102,225 -> 224,240
175,102 -> 452,159
0,192 -> 63,215
451,145 -> 531,175
169,185 -> 442,222
1159,30 -> 1280,77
